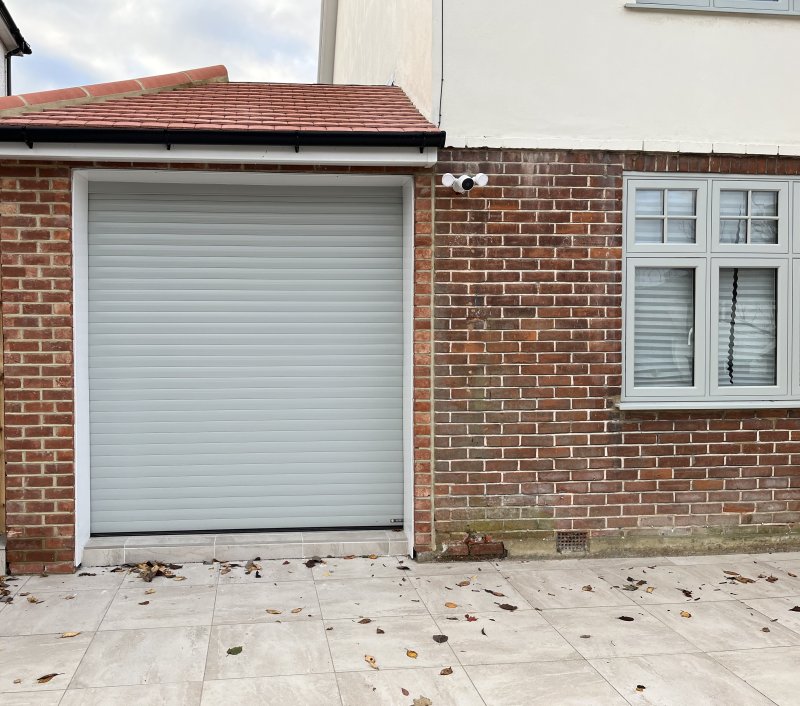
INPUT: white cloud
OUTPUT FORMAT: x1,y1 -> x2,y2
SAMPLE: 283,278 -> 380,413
8,0 -> 321,93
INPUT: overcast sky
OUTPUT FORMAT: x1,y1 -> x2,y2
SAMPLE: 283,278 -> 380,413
8,0 -> 321,94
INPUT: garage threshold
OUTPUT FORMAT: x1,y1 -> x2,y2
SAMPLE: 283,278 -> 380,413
81,530 -> 409,567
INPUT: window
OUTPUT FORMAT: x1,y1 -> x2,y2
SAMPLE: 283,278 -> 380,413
632,0 -> 799,15
623,175 -> 798,408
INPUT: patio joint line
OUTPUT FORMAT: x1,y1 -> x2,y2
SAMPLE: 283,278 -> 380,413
311,563 -> 346,706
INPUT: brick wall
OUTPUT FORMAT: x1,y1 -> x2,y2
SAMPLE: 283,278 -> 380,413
3,151 -> 799,571
0,161 -> 435,572
432,149 -> 800,555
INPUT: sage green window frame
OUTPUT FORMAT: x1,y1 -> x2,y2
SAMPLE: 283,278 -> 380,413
630,0 -> 800,15
623,174 -> 800,409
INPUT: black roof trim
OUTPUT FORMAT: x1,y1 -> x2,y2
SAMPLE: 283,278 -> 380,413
0,1 -> 31,55
0,125 -> 446,149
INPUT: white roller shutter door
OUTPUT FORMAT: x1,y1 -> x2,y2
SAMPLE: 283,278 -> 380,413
88,181 -> 404,533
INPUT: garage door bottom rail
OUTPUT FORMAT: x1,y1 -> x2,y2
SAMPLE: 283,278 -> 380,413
81,529 -> 408,567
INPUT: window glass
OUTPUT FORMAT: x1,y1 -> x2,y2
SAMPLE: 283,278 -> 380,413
717,267 -> 777,386
634,267 -> 695,387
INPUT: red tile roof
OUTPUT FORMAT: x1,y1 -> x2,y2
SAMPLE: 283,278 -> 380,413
0,66 -> 441,141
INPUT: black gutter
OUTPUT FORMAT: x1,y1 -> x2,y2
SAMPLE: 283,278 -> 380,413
0,125 -> 447,151
0,0 -> 32,96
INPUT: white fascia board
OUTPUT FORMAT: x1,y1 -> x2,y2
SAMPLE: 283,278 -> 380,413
0,142 -> 439,167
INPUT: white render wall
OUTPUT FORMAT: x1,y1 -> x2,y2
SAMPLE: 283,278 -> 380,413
329,0 -> 800,155
332,0 -> 434,119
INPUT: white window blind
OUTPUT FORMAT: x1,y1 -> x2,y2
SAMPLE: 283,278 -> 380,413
717,267 -> 777,387
634,268 -> 695,387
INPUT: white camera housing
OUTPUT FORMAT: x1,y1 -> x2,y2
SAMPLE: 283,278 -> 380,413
442,172 -> 489,194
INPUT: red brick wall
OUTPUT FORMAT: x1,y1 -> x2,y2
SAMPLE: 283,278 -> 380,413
1,161 -> 435,572
432,149 -> 800,552
1,163 -> 75,573
3,152 -> 799,571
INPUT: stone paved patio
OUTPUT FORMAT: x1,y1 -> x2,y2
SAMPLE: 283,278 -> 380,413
2,551 -> 800,705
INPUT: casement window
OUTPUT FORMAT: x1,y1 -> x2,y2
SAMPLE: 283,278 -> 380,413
623,175 -> 799,408
632,0 -> 800,15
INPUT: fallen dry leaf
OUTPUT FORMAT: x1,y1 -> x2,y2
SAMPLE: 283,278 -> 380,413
580,634 -> 591,639
440,666 -> 453,675
368,554 -> 378,560
78,572 -> 96,577
358,618 -> 372,624
305,557 -> 324,569
762,627 -> 771,633
465,614 -> 478,622
401,687 -> 410,696
496,603 -> 517,611
766,576 -> 779,583
432,634 -> 449,643
445,602 -> 458,609
36,673 -> 61,684
413,697 -> 433,706
364,654 -> 379,670
789,572 -> 797,578
680,611 -> 692,619
13,678 -> 21,684
266,609 -> 282,615
456,580 -> 471,587
618,616 -> 635,622
397,566 -> 411,571
376,628 -> 385,634
734,576 -> 756,584
681,589 -> 693,598
227,646 -> 243,656
791,606 -> 800,612
723,570 -> 740,576
139,601 -> 150,606
27,595 -> 43,604
406,648 -> 419,659
582,585 -> 594,592
291,608 -> 303,614
172,576 -> 187,582
245,560 -> 261,575
144,589 -> 156,595
485,589 -> 506,597
636,684 -> 646,692
60,632 -> 81,639
645,587 -> 655,594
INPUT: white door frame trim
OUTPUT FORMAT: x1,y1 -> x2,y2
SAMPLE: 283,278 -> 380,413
71,168 -> 417,565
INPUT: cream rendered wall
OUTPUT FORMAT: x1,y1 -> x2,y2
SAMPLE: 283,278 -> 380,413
441,0 -> 800,153
332,0 -> 435,120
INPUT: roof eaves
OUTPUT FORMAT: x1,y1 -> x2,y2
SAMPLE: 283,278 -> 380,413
0,124 -> 447,150
0,0 -> 30,55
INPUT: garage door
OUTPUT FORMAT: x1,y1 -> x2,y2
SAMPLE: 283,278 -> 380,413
88,181 -> 404,534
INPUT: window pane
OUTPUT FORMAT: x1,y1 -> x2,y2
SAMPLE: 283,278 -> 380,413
750,219 -> 778,244
720,190 -> 748,217
635,218 -> 663,244
751,190 -> 778,217
717,268 -> 777,387
720,219 -> 748,244
667,190 -> 696,216
636,189 -> 664,216
634,268 -> 695,387
667,218 -> 696,244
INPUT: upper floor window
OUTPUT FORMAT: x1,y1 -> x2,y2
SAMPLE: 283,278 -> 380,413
633,0 -> 800,15
623,175 -> 800,409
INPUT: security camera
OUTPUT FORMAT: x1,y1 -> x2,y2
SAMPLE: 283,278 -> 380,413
442,172 -> 489,194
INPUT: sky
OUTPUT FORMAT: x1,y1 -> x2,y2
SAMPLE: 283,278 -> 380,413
7,0 -> 321,94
